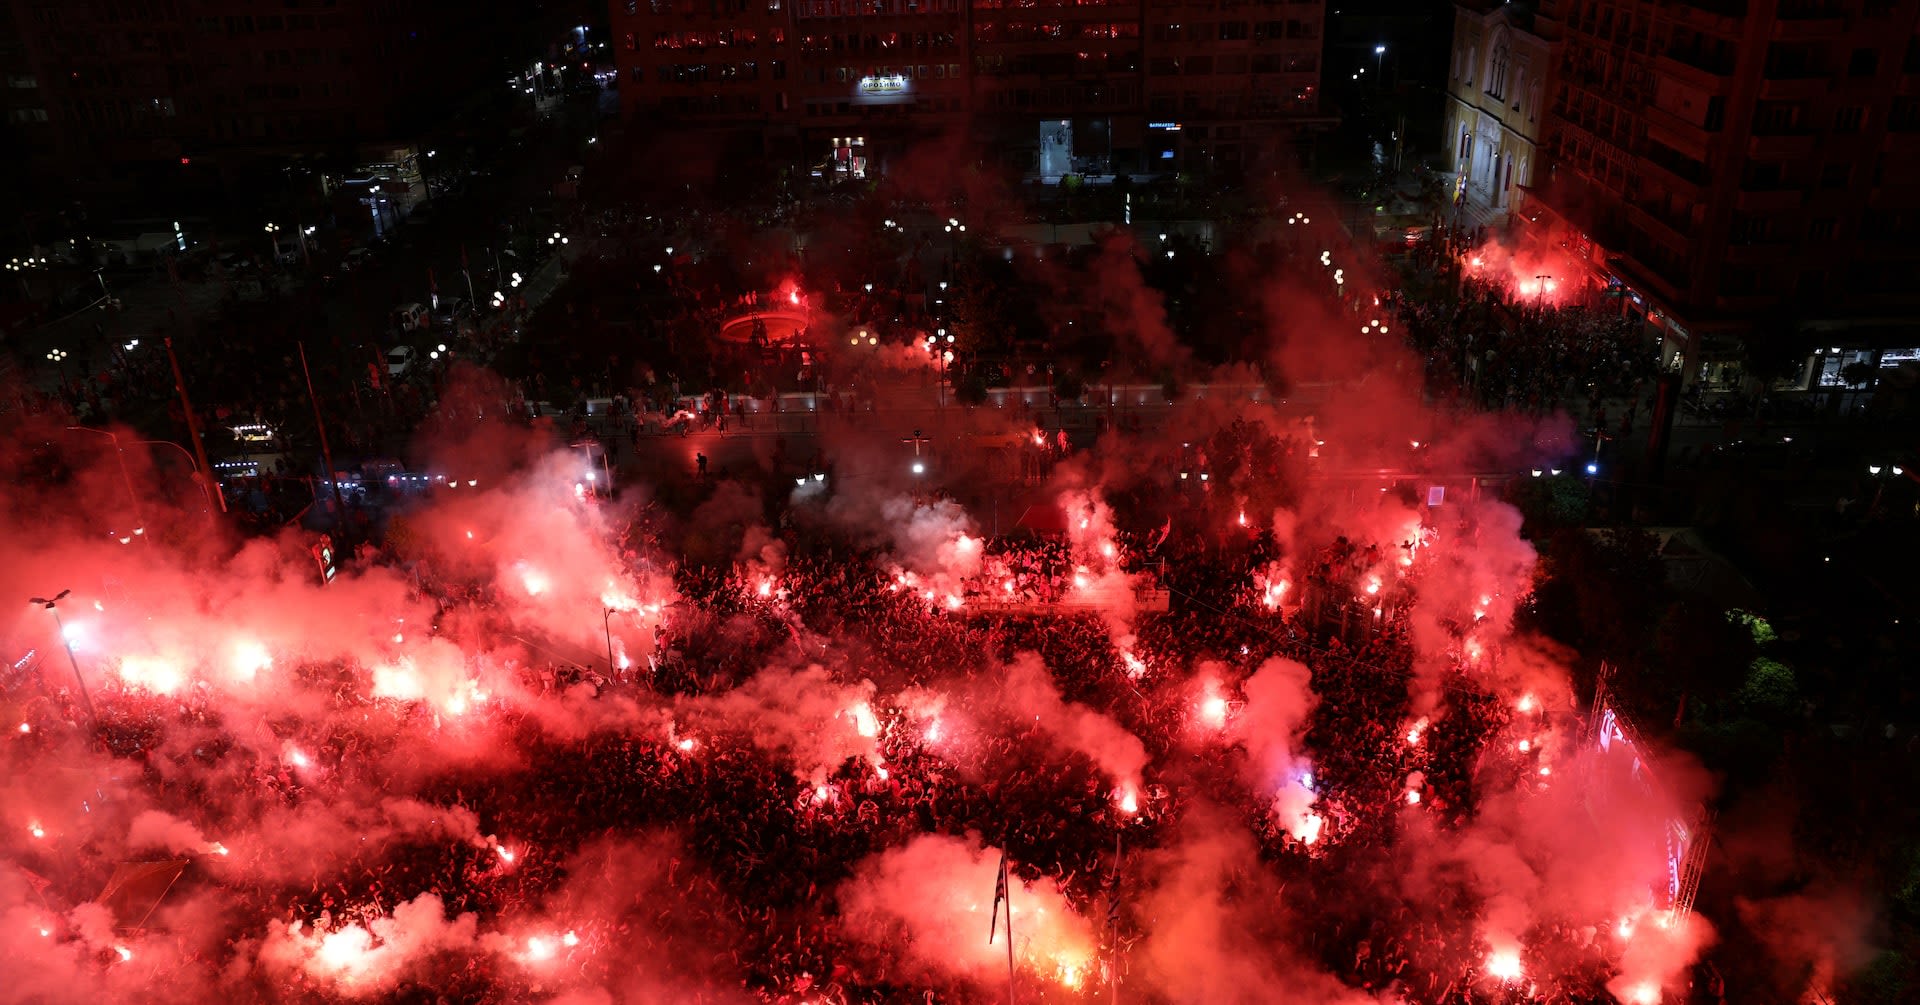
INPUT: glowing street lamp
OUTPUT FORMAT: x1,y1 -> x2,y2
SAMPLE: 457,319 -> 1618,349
1375,43 -> 1387,78
264,221 -> 281,260
66,426 -> 147,546
26,590 -> 96,728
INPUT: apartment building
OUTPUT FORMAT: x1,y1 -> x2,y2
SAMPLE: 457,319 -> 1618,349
1520,0 -> 1920,387
610,0 -> 1330,179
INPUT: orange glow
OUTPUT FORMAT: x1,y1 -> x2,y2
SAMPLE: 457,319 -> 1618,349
1199,692 -> 1229,729
118,656 -> 186,695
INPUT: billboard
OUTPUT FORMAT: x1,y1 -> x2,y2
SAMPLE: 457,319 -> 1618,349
854,74 -> 912,106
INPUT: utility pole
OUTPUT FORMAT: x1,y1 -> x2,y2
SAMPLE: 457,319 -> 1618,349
163,337 -> 226,514
298,341 -> 349,530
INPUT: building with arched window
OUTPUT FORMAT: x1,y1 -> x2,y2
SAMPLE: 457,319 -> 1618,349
1444,1 -> 1552,226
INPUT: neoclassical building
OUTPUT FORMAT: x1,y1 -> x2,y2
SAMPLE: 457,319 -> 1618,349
1444,1 -> 1555,225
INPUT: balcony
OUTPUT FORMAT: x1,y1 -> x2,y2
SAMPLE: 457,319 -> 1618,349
1735,187 -> 1803,212
1747,130 -> 1816,159
1673,9 -> 1743,42
1625,200 -> 1689,245
1657,50 -> 1735,92
1773,1 -> 1845,34
1723,240 -> 1793,264
1758,74 -> 1827,100
1883,128 -> 1920,159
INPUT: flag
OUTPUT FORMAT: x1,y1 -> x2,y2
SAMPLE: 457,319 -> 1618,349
989,852 -> 1009,945
1149,518 -> 1171,551
1106,832 -> 1122,930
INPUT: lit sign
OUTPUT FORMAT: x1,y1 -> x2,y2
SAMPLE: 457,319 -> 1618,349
855,74 -> 912,105
1149,122 -> 1182,131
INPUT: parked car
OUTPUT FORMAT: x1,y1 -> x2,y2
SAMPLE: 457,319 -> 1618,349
385,345 -> 417,377
393,303 -> 428,331
429,297 -> 471,327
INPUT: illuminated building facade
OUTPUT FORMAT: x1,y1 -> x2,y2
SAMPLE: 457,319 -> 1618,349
1444,0 -> 1554,225
610,0 -> 1330,179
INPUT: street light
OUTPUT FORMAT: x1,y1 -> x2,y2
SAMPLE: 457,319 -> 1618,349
1375,44 -> 1387,78
264,221 -> 281,261
26,590 -> 97,728
66,426 -> 148,545
45,347 -> 71,385
603,607 -> 617,675
136,437 -> 217,517
1534,274 -> 1553,311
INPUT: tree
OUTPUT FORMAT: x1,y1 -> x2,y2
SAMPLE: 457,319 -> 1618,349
1529,528 -> 1668,672
1653,598 -> 1758,726
1735,656 -> 1798,719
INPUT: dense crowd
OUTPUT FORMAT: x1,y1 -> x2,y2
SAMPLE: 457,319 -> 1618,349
5,497 -> 1679,1005
1388,281 -> 1660,424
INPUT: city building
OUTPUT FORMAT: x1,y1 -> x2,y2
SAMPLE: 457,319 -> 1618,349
1517,0 -> 1920,392
1443,0 -> 1554,228
609,0 -> 1330,180
0,2 -> 52,191
4,0 -> 514,204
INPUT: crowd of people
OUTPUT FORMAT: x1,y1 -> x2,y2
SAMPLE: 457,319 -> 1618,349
1388,280 -> 1660,425
6,490 -> 1686,1005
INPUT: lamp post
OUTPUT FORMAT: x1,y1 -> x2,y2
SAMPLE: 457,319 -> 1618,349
65,426 -> 148,546
1535,274 -> 1553,312
45,347 -> 71,386
264,221 -> 281,263
6,255 -> 46,298
27,590 -> 97,729
139,437 -> 218,518
1868,463 -> 1906,517
603,607 -> 618,676
1375,44 -> 1387,81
